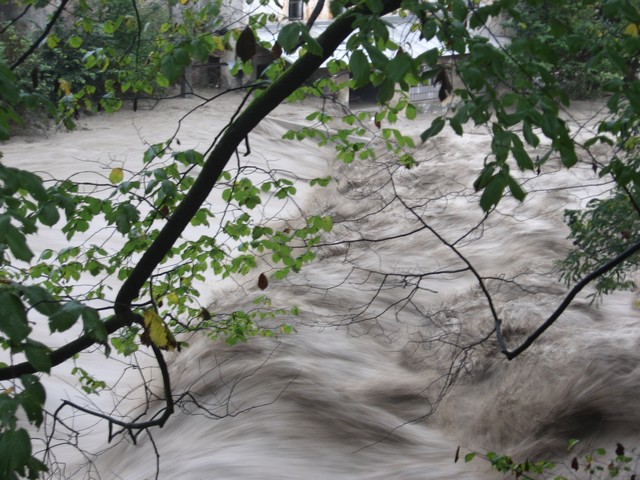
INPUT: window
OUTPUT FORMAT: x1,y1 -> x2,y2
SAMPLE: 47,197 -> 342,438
289,0 -> 303,20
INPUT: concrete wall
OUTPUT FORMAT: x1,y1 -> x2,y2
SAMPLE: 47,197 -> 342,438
0,2 -> 55,31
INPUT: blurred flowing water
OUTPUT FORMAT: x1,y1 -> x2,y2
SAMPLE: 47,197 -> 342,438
4,95 -> 640,479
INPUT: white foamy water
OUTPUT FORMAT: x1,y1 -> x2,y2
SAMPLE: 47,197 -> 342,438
3,92 -> 639,479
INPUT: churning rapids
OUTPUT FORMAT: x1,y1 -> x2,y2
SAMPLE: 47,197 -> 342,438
3,90 -> 640,479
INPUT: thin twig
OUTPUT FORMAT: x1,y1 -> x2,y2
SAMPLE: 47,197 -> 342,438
0,4 -> 31,35
10,0 -> 71,71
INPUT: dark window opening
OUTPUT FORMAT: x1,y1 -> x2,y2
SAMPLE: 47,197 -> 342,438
289,0 -> 304,20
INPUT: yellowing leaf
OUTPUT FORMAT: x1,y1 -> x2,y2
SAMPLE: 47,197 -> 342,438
212,35 -> 225,54
59,79 -> 71,95
141,309 -> 177,351
624,23 -> 639,36
166,293 -> 180,305
109,167 -> 124,184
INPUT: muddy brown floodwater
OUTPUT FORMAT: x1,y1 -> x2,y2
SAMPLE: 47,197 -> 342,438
3,91 -> 639,479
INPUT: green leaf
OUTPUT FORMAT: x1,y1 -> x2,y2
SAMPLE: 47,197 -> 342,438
278,23 -> 301,52
191,36 -> 213,62
506,175 -> 526,201
49,301 -> 83,333
0,214 -> 9,237
46,34 -> 60,49
5,223 -> 33,262
21,286 -> 59,317
281,323 -> 294,334
479,173 -> 507,211
103,17 -> 123,35
114,203 -> 139,234
26,456 -> 47,479
17,170 -> 47,202
0,428 -> 31,477
19,375 -> 46,427
363,43 -> 388,68
160,55 -> 183,84
539,111 -> 560,139
82,307 -> 107,343
300,27 -> 323,56
38,202 -> 60,227
406,103 -> 417,120
452,0 -> 469,21
156,72 -> 170,88
511,136 -> 534,170
421,19 -> 438,41
173,149 -> 204,166
461,65 -> 484,90
420,117 -> 445,142
557,138 -> 578,167
385,52 -> 412,82
0,397 -> 18,430
110,327 -> 140,356
0,290 -> 30,342
349,50 -> 370,88
567,439 -> 580,451
143,144 -> 164,163
310,176 -> 332,187
473,164 -> 495,191
24,341 -> 52,374
68,35 -> 83,48
320,215 -> 333,232
464,452 -> 477,462
365,0 -> 383,13
449,117 -> 463,135
376,79 -> 395,103
172,47 -> 190,66
522,120 -> 539,148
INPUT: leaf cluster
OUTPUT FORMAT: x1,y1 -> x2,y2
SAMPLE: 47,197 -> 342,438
559,192 -> 640,300
505,0 -> 619,99
0,376 -> 47,479
464,440 -> 639,479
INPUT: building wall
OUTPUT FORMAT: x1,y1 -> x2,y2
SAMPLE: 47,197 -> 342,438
0,2 -> 55,31
246,0 -> 334,23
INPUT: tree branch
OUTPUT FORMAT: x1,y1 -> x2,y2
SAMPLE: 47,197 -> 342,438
0,0 -> 402,380
499,238 -> 640,359
0,4 -> 31,35
10,0 -> 71,71
306,0 -> 325,29
56,344 -> 173,444
113,0 -> 401,310
0,311 -> 141,381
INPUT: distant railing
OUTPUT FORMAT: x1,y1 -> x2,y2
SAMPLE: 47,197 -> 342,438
409,83 -> 440,102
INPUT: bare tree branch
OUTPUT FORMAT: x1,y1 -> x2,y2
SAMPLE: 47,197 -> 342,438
0,4 -> 31,35
500,237 -> 640,359
10,0 -> 71,71
56,344 -> 173,444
